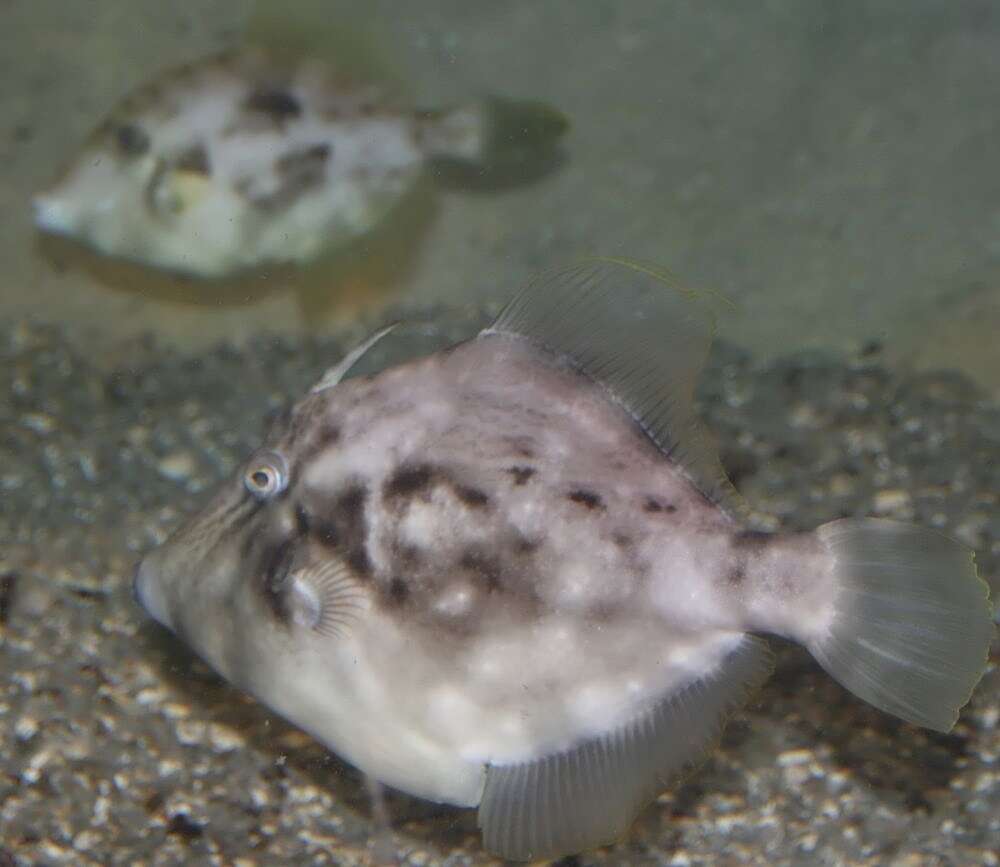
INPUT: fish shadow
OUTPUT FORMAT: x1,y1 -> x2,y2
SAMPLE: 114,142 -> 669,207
428,146 -> 569,194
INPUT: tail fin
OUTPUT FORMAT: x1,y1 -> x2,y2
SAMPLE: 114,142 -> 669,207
420,97 -> 569,187
808,518 -> 993,732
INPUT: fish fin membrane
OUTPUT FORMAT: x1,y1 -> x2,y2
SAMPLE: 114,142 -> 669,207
311,324 -> 398,393
810,518 -> 994,732
477,95 -> 569,164
477,635 -> 773,861
484,258 -> 750,520
424,97 -> 568,188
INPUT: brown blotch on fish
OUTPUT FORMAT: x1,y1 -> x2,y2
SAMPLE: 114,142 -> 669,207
513,535 -> 540,556
612,532 -> 633,551
312,518 -> 339,548
453,484 -> 490,509
459,549 -> 502,592
385,577 -> 410,607
727,564 -> 747,586
307,485 -> 372,578
114,122 -> 150,157
384,463 -> 436,501
294,503 -> 311,535
567,489 -> 604,510
175,143 -> 211,176
260,539 -> 295,623
276,143 -> 331,175
504,436 -> 536,460
392,542 -> 424,570
246,143 -> 331,211
643,496 -> 677,514
733,530 -> 772,550
334,485 -> 372,577
506,465 -> 536,486
244,86 -> 303,122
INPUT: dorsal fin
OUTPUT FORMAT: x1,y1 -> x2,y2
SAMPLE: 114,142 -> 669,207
482,258 -> 748,518
311,324 -> 398,393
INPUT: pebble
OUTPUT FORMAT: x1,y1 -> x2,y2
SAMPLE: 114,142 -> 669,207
157,450 -> 198,483
872,488 -> 912,516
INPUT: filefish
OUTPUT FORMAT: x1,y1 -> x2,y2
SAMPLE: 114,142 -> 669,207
134,260 -> 994,860
33,48 -> 566,279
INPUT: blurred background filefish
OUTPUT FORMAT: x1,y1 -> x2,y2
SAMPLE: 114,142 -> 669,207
33,34 -> 567,280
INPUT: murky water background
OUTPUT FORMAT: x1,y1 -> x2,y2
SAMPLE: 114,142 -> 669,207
4,0 -> 1000,387
1,2 -> 998,865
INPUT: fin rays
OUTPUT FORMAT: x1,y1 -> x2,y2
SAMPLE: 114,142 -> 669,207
290,558 -> 367,638
483,258 -> 749,519
810,518 -> 993,732
477,635 -> 773,861
311,324 -> 399,394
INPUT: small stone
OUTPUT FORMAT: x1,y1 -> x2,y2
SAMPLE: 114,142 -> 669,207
788,402 -> 823,429
14,716 -> 39,741
157,451 -> 197,483
873,488 -> 912,516
21,412 -> 57,435
777,748 -> 813,767
73,830 -> 101,851
207,722 -> 246,752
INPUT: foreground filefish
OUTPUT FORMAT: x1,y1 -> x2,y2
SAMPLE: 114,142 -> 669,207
134,260 -> 994,860
33,48 -> 566,279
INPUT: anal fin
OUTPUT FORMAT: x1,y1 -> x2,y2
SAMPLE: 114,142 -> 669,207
477,635 -> 773,861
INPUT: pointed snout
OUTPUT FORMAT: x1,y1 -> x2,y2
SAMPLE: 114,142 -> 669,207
33,194 -> 77,235
132,553 -> 173,630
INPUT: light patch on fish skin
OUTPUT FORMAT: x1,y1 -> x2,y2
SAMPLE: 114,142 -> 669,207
433,582 -> 476,619
737,536 -> 839,643
289,576 -> 321,629
397,498 -> 440,548
646,533 -> 738,630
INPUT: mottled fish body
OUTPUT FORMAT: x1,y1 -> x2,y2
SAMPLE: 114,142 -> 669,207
135,260 -> 994,860
33,48 -> 566,278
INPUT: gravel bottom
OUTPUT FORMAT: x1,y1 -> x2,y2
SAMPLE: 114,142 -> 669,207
1,311 -> 997,867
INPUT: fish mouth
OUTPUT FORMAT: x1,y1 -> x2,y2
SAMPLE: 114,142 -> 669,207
132,556 -> 172,630
32,194 -> 77,236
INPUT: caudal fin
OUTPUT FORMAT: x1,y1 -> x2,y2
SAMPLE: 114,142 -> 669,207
808,518 -> 993,732
421,97 -> 569,187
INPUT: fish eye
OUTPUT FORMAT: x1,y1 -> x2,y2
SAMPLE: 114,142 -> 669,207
114,123 -> 151,157
243,451 -> 289,499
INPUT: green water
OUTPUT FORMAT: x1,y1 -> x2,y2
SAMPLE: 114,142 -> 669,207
4,0 -> 1000,390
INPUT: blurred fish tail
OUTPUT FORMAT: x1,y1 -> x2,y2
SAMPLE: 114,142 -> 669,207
421,96 -> 569,187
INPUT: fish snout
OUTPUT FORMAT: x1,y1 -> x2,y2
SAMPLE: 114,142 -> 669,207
32,194 -> 78,236
132,554 -> 172,630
